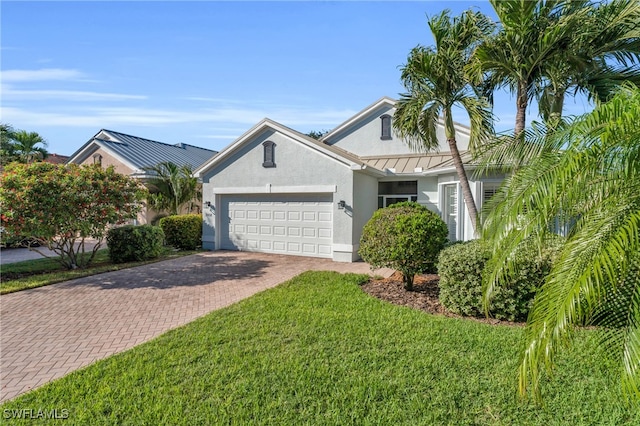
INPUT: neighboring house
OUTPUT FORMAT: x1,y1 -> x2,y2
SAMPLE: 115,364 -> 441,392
195,97 -> 504,262
43,153 -> 70,165
67,129 -> 217,224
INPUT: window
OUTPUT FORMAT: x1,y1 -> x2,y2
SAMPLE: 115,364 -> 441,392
262,141 -> 276,168
482,182 -> 501,205
377,180 -> 418,208
380,114 -> 392,140
93,154 -> 102,166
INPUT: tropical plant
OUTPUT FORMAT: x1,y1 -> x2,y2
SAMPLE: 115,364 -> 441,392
359,201 -> 448,290
143,162 -> 200,216
393,9 -> 495,235
469,0 -> 585,139
481,84 -> 640,402
0,123 -> 16,164
472,0 -> 640,172
537,0 -> 640,127
0,163 -> 146,269
10,130 -> 49,163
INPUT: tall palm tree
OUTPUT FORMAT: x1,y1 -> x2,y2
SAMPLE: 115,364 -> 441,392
393,9 -> 495,235
10,130 -> 48,163
143,161 -> 200,216
469,0 -> 584,139
537,0 -> 640,127
481,84 -> 640,402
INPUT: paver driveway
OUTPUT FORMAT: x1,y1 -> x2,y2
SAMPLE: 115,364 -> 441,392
0,251 -> 392,402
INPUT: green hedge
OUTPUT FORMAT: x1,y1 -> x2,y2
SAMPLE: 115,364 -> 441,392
437,238 -> 563,321
159,214 -> 202,250
359,201 -> 448,290
107,225 -> 165,264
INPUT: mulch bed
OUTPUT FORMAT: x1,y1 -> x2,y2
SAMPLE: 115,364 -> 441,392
361,271 -> 523,326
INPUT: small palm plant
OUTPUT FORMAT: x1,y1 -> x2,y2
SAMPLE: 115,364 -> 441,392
482,84 -> 640,402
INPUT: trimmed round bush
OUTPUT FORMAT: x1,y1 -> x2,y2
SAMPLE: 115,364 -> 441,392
359,201 -> 448,290
107,225 -> 165,264
159,214 -> 202,250
438,237 -> 563,321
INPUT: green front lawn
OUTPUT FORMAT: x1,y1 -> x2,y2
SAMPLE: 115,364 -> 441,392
2,271 -> 637,424
1,248 -> 200,294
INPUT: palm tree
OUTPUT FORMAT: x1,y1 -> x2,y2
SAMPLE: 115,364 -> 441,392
469,0 -> 584,139
481,84 -> 640,402
10,130 -> 49,163
393,9 -> 495,235
0,124 -> 16,165
143,161 -> 200,216
537,0 -> 640,127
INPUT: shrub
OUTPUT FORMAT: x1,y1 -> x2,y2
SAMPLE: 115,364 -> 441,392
159,214 -> 202,250
359,201 -> 448,290
107,225 -> 165,264
0,162 -> 145,269
438,237 -> 563,321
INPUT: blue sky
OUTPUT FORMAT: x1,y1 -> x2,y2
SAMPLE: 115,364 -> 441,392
1,1 -> 593,156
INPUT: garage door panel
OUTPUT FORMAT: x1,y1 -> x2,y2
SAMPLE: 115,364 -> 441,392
221,194 -> 333,258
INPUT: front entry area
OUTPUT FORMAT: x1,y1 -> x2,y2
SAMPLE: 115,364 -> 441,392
219,193 -> 333,258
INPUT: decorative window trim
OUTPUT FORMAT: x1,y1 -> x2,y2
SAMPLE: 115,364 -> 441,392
93,154 -> 102,166
380,114 -> 392,140
262,141 -> 276,168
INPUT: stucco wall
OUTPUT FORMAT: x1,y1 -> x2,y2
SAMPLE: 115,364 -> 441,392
76,147 -> 133,176
350,172 -> 378,260
201,129 -> 358,261
326,105 -> 471,157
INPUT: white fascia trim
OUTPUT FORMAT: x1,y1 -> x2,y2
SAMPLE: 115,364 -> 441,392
67,141 -> 139,172
350,163 -> 387,177
278,129 -> 357,169
322,97 -> 397,141
421,165 -> 478,176
333,243 -> 359,252
214,185 -> 337,195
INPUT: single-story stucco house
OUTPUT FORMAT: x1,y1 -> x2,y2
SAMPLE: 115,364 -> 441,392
67,129 -> 217,224
194,97 -> 504,262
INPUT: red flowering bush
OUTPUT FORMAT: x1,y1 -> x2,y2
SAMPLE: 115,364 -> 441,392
0,162 -> 147,268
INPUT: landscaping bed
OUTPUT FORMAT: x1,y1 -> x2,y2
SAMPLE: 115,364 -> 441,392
362,272 -> 525,326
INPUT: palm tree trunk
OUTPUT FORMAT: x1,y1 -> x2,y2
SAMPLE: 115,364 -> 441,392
447,137 -> 479,236
514,82 -> 528,140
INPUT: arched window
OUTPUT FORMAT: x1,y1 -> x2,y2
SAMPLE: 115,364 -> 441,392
380,114 -> 392,140
262,141 -> 276,168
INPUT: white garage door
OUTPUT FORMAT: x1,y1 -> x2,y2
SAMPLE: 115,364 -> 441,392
220,194 -> 333,258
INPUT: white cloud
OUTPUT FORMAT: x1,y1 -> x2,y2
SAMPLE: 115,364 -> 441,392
1,68 -> 85,82
2,87 -> 147,101
0,104 -> 356,130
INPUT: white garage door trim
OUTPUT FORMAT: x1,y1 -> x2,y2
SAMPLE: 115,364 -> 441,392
219,193 -> 333,258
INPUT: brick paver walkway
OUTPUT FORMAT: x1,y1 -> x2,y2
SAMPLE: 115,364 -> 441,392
0,251 -> 392,402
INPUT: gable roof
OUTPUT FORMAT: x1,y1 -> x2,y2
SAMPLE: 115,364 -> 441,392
67,129 -> 217,175
321,96 -> 472,144
321,96 -> 396,142
194,118 -> 385,178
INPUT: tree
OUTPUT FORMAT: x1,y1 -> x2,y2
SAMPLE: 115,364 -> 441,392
0,124 -> 16,165
143,161 -> 200,216
481,84 -> 640,402
306,130 -> 329,140
537,0 -> 640,127
359,202 -> 448,291
10,130 -> 49,163
469,0 -> 584,139
0,163 -> 146,269
393,9 -> 495,235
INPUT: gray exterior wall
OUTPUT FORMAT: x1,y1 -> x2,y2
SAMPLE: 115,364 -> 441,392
201,128 -> 360,261
326,105 -> 471,157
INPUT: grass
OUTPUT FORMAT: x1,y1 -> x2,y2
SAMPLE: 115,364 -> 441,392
0,247 -> 200,294
1,271 -> 637,425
